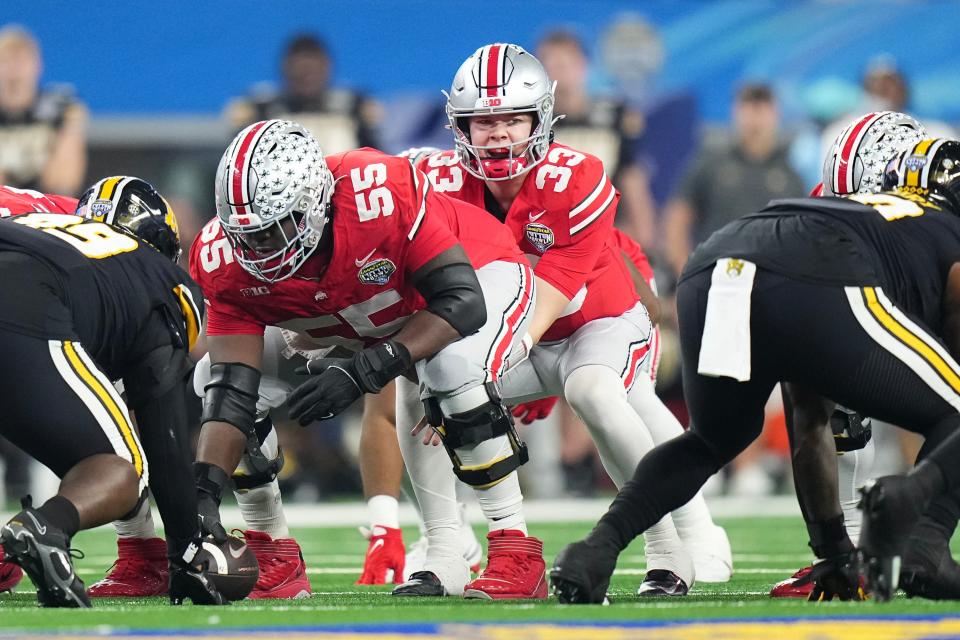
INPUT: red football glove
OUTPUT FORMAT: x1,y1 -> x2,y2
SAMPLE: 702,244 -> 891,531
511,396 -> 559,425
356,525 -> 405,585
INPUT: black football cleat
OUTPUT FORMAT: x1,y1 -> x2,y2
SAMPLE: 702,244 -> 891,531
0,496 -> 90,608
637,569 -> 690,597
900,525 -> 960,600
392,571 -> 446,597
858,476 -> 925,601
550,540 -> 617,604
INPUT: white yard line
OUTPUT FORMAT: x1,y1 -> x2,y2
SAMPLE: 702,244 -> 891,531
3,496 -> 801,531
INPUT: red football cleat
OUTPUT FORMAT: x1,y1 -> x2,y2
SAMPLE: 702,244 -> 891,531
242,530 -> 311,599
0,544 -> 23,592
88,537 -> 168,597
356,525 -> 405,585
770,566 -> 815,598
463,529 -> 547,600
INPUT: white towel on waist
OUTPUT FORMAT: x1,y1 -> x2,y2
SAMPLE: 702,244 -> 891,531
697,258 -> 756,382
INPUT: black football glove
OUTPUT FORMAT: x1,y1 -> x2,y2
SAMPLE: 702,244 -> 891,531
798,551 -> 866,601
288,340 -> 411,426
169,538 -> 228,605
195,462 -> 229,544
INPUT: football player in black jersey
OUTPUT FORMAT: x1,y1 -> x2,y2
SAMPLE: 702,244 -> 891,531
0,177 -> 225,607
552,138 -> 960,603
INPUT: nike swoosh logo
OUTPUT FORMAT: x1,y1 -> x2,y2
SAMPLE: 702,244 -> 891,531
369,538 -> 385,554
229,543 -> 248,559
26,512 -> 46,535
355,249 -> 377,267
528,210 -> 547,222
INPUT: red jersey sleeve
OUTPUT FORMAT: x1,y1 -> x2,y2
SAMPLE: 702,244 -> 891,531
188,220 -> 265,336
810,182 -> 825,197
534,154 -> 619,299
403,168 -> 459,273
613,228 -> 654,281
0,186 -> 77,216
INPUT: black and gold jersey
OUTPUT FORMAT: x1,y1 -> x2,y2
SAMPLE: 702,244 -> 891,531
682,192 -> 960,332
0,213 -> 203,404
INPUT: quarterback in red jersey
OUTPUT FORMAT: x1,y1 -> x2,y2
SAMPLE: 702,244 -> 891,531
402,43 -> 731,600
191,119 -> 534,597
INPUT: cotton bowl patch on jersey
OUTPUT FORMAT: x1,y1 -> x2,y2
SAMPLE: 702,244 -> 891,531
525,222 -> 554,253
358,258 -> 397,285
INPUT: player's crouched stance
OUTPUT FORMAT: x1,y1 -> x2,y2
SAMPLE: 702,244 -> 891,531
0,190 -> 227,606
191,120 -> 534,598
552,139 -> 960,603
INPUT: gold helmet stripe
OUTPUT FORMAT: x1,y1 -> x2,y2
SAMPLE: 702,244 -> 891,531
906,139 -> 937,188
96,176 -> 123,202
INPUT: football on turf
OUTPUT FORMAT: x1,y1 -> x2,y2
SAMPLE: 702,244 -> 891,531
199,535 -> 259,601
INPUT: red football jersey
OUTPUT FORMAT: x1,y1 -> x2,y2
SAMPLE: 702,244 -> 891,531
191,148 -> 521,352
0,185 -> 77,217
613,228 -> 654,284
419,144 -> 639,341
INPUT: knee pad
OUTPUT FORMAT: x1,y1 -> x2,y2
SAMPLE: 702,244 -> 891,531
423,383 -> 529,488
233,417 -> 285,491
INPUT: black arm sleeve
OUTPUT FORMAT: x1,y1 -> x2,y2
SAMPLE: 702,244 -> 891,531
414,262 -> 486,337
131,372 -> 200,559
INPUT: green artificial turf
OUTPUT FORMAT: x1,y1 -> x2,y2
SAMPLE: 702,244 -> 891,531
0,516 -> 958,634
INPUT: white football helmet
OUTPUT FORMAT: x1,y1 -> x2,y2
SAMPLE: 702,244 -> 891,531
215,119 -> 334,282
445,43 -> 559,181
822,111 -> 926,196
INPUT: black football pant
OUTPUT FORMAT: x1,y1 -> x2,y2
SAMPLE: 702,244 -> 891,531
592,268 -> 960,552
0,329 -> 147,486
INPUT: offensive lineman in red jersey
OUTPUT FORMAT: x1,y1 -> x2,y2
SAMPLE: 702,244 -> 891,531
191,119 -> 536,597
404,43 -> 731,599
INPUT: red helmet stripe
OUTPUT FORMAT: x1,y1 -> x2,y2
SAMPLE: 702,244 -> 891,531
486,44 -> 502,97
230,120 -> 270,216
835,112 -> 882,194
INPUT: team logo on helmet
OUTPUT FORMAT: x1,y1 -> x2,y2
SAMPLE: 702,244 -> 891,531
358,258 -> 397,285
905,155 -> 928,172
91,199 -> 113,217
525,222 -> 554,253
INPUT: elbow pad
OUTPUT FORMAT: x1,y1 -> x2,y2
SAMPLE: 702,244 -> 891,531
416,262 -> 486,337
201,362 -> 261,436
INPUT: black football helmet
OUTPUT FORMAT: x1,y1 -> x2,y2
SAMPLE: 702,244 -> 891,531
882,138 -> 960,215
76,176 -> 182,262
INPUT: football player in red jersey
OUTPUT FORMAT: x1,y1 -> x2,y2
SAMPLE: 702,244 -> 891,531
770,111 -> 929,599
406,43 -> 731,599
512,228 -> 662,425
191,119 -> 536,597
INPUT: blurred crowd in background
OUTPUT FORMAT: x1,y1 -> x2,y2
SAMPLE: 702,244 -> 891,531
0,6 -> 954,504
